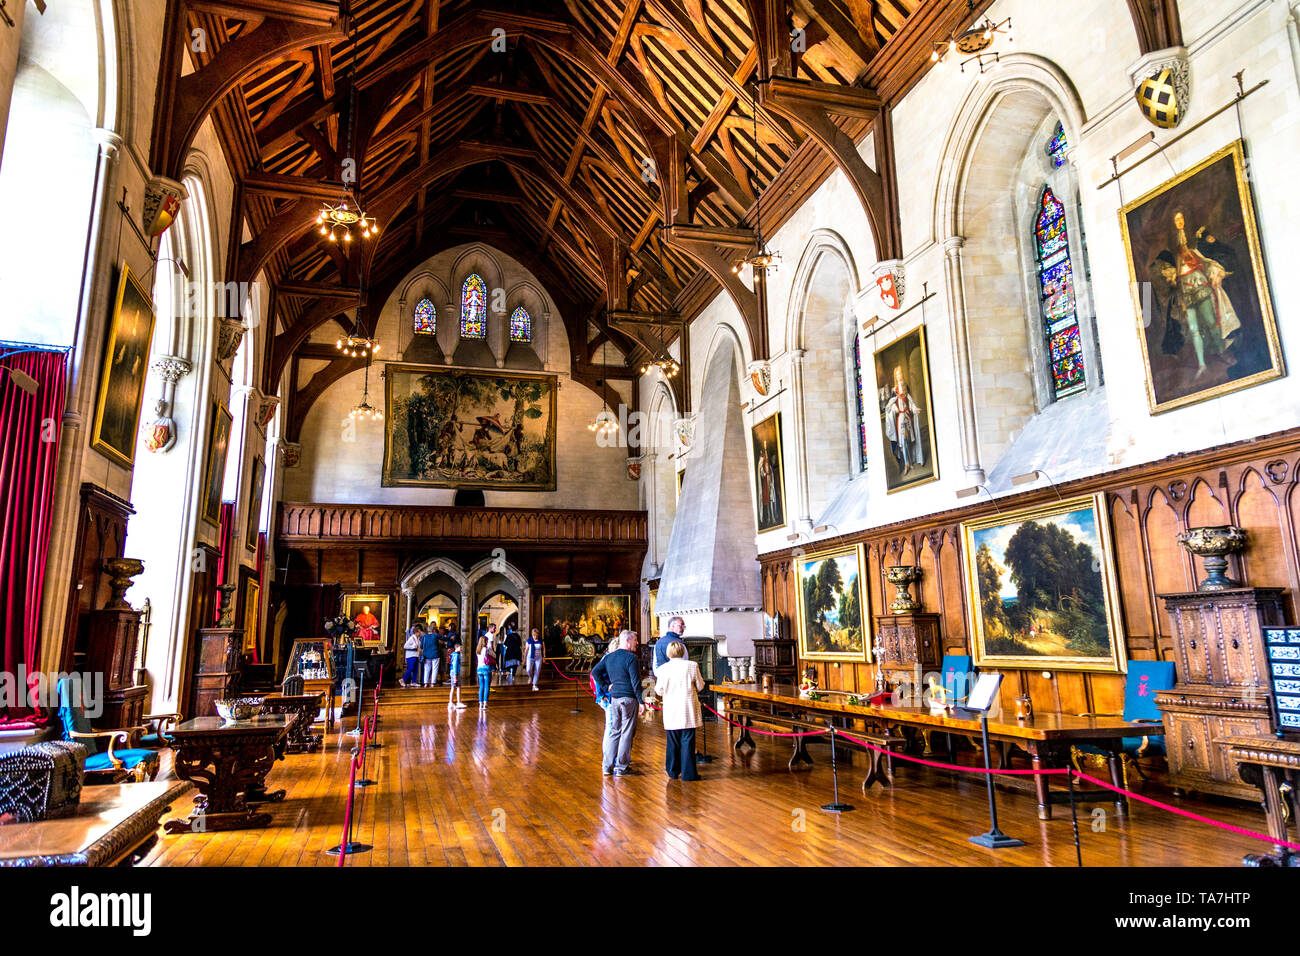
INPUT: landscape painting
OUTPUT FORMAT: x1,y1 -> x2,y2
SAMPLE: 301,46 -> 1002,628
961,495 -> 1126,673
794,545 -> 868,663
384,364 -> 557,490
873,325 -> 939,492
751,412 -> 786,532
540,594 -> 630,658
1120,139 -> 1284,414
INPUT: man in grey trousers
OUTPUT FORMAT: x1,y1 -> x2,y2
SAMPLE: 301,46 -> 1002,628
591,629 -> 645,776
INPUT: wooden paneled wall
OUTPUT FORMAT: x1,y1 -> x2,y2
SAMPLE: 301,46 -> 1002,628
760,428 -> 1300,716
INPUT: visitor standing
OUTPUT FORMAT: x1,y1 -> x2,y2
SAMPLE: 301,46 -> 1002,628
653,616 -> 686,676
524,627 -> 545,691
503,627 -> 522,685
654,640 -> 705,781
476,636 -> 495,706
420,626 -> 440,687
591,630 -> 645,775
447,640 -> 465,708
401,623 -> 423,687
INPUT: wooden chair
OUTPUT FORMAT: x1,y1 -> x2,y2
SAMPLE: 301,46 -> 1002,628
56,678 -> 158,784
1070,661 -> 1176,789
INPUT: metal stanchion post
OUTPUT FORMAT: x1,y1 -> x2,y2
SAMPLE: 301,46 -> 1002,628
1068,770 -> 1083,867
695,685 -> 714,763
355,716 -> 377,787
820,725 -> 855,813
347,667 -> 366,737
571,668 -> 582,714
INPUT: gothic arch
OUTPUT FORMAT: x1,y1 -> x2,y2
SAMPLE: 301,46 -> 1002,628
401,556 -> 470,592
397,270 -> 452,311
783,229 -> 861,353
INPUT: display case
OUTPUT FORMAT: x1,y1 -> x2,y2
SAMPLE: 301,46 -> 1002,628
684,637 -> 718,683
282,639 -> 335,732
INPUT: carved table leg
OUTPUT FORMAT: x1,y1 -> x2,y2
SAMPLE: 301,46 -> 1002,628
735,715 -> 755,751
165,736 -> 282,833
789,733 -> 813,770
1028,743 -> 1052,821
1106,746 -> 1129,815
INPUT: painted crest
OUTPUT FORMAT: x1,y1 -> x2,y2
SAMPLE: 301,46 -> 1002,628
876,272 -> 902,310
747,360 -> 771,397
1130,50 -> 1190,131
674,416 -> 695,451
144,401 -> 176,454
257,396 -> 281,429
626,460 -> 641,481
279,441 -> 303,469
142,176 -> 188,237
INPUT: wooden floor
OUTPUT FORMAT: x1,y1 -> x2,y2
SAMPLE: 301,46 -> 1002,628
141,700 -> 1273,866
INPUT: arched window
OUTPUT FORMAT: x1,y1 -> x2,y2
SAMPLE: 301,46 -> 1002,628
413,297 -> 436,335
1034,185 -> 1086,400
853,335 -> 869,471
1046,122 -> 1068,168
460,274 -> 486,338
509,306 -> 531,343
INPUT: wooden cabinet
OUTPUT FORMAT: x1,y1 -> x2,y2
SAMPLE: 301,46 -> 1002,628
85,608 -> 147,731
753,638 -> 797,684
1156,588 -> 1286,801
192,627 -> 243,723
872,612 -> 941,681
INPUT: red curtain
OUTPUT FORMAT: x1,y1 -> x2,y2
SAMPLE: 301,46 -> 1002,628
0,349 -> 69,723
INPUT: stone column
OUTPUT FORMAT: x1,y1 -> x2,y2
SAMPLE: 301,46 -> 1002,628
403,588 -> 415,634
942,236 -> 984,484
788,348 -> 814,531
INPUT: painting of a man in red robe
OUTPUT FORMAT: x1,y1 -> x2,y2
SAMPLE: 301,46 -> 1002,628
344,596 -> 389,645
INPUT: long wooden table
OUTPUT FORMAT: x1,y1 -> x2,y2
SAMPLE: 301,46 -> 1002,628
1221,734 -> 1300,867
165,715 -> 292,834
714,683 -> 1163,820
0,782 -> 191,867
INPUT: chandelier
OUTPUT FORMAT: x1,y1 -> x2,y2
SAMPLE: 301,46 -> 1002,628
589,338 -> 619,435
317,195 -> 379,244
931,0 -> 1013,74
350,361 -> 382,422
640,355 -> 680,378
335,333 -> 379,358
732,87 -> 781,279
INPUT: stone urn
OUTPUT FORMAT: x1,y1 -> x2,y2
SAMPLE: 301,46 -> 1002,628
884,564 -> 922,614
216,584 -> 238,627
102,557 -> 145,610
1177,525 -> 1247,591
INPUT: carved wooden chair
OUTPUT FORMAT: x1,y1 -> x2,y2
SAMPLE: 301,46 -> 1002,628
1070,660 -> 1176,790
56,677 -> 159,784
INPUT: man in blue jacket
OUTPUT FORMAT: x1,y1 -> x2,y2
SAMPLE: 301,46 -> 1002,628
653,616 -> 686,676
591,630 -> 645,775
420,626 -> 441,687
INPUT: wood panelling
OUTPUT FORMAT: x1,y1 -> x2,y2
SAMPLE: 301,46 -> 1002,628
761,428 -> 1300,717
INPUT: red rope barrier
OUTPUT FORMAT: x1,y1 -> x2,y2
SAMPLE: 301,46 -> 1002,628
836,729 -> 1066,776
700,701 -> 837,739
336,751 -> 358,868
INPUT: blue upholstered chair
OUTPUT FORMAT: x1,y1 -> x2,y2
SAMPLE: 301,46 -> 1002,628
1071,660 -> 1176,789
56,678 -> 159,784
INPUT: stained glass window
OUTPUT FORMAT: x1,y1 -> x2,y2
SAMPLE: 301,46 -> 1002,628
413,297 -> 436,335
509,306 -> 531,343
1034,186 -> 1086,399
460,273 -> 487,338
1046,122 -> 1068,168
853,335 -> 869,471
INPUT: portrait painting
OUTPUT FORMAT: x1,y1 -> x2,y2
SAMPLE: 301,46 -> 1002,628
384,364 -> 557,490
961,495 -> 1126,673
245,455 -> 265,552
1120,139 -> 1284,413
676,467 -> 685,500
873,325 -> 938,493
200,399 -> 233,526
343,593 -> 391,647
241,573 -> 259,654
540,593 -> 630,657
91,263 -> 157,468
794,545 -> 868,663
750,412 -> 786,532
648,588 -> 659,639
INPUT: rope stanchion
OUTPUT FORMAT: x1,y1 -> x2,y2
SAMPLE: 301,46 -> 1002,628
820,725 -> 854,813
355,715 -> 376,788
367,680 -> 383,749
327,749 -> 371,859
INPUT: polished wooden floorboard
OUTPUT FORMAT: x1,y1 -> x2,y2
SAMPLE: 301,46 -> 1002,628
140,701 -> 1268,866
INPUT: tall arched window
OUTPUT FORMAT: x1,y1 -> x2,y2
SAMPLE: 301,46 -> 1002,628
460,274 -> 486,338
1034,185 -> 1086,400
413,297 -> 436,335
853,335 -> 869,471
509,306 -> 531,343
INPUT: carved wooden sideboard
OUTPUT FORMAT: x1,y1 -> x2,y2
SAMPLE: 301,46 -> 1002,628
1155,587 -> 1287,801
753,638 -> 797,685
872,612 -> 942,682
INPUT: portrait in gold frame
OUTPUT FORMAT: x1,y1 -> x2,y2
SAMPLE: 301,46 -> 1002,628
960,494 -> 1127,674
90,262 -> 157,468
1119,139 -> 1284,414
200,399 -> 233,527
872,324 -> 940,493
793,544 -> 870,663
241,573 -> 260,654
750,411 -> 787,532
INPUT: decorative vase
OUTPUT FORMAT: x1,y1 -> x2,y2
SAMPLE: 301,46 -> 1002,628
102,557 -> 145,610
884,564 -> 922,614
1014,695 -> 1033,721
216,584 -> 238,627
1177,525 -> 1247,591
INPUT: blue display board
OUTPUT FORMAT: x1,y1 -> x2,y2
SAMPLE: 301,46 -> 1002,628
1261,627 -> 1300,738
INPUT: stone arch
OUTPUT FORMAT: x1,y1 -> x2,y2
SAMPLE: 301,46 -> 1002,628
503,278 -> 548,369
466,554 -> 531,639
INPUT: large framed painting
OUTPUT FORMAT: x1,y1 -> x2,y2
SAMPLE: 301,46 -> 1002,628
90,262 -> 157,468
794,545 -> 868,663
343,592 -> 391,647
240,570 -> 260,654
1119,139 -> 1284,414
200,399 -> 233,526
873,325 -> 938,493
961,494 -> 1127,673
245,455 -> 265,552
751,411 -> 786,532
383,363 -> 557,490
540,593 -> 631,657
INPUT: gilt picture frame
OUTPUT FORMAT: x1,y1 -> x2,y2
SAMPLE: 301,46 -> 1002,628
90,262 -> 157,469
960,494 -> 1127,674
751,411 -> 787,532
793,545 -> 869,663
1119,139 -> 1284,414
873,325 -> 939,493
200,399 -> 233,527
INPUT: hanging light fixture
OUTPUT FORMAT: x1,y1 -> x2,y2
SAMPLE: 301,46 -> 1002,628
589,338 -> 620,436
930,0 -> 1013,74
349,357 -> 383,422
638,314 -> 680,379
335,285 -> 379,358
731,87 -> 781,280
318,17 -> 379,244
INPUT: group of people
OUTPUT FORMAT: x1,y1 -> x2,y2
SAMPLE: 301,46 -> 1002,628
590,616 -> 706,782
402,619 -> 546,707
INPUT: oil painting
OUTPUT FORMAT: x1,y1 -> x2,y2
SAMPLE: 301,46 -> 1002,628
794,545 -> 868,663
91,263 -> 157,468
873,325 -> 938,493
540,593 -> 630,658
751,412 -> 786,532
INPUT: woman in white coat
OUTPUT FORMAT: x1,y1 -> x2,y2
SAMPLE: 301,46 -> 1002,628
654,641 -> 705,781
